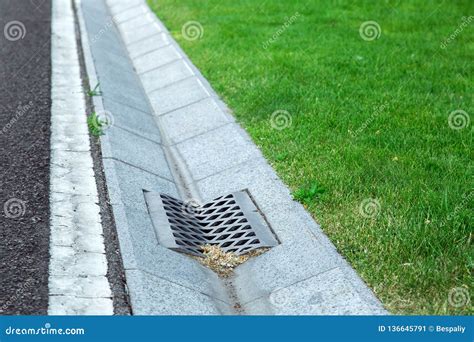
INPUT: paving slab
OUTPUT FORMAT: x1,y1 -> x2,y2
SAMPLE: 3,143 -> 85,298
195,155 -> 287,205
176,124 -> 261,181
233,236 -> 340,305
81,0 -> 109,14
125,270 -> 232,315
243,267 -> 386,315
117,14 -> 156,34
81,14 -> 125,56
127,33 -> 171,58
133,45 -> 182,74
88,48 -> 132,73
119,20 -> 161,45
108,0 -> 143,14
94,70 -> 150,113
160,97 -> 232,145
140,59 -> 194,92
102,97 -> 161,143
148,77 -> 211,115
101,158 -> 177,213
102,126 -> 172,180
113,4 -> 149,24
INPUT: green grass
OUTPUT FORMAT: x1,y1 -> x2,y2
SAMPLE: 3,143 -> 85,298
148,0 -> 473,314
87,112 -> 105,137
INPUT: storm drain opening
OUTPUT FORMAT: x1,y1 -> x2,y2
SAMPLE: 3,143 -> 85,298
144,190 -> 279,261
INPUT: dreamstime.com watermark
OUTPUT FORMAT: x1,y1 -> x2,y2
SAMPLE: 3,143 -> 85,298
3,20 -> 27,41
181,198 -> 202,217
269,286 -> 325,309
448,287 -> 471,308
30,0 -> 46,11
270,109 -> 292,130
3,198 -> 27,219
440,16 -> 473,49
4,323 -> 85,336
92,110 -> 115,132
437,189 -> 474,229
448,109 -> 470,130
0,101 -> 34,135
1,277 -> 35,312
350,102 -> 388,137
262,12 -> 300,50
359,198 -> 381,218
359,21 -> 381,41
182,21 -> 204,41
90,16 -> 117,44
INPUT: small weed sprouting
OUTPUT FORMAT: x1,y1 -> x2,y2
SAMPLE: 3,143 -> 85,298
87,112 -> 104,137
292,182 -> 325,205
87,82 -> 102,97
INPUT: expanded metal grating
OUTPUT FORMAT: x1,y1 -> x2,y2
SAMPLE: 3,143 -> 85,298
144,190 -> 279,256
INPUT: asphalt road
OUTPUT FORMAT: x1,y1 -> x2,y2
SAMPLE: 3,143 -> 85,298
0,0 -> 52,315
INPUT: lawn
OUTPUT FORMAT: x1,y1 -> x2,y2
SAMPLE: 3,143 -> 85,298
147,0 -> 473,314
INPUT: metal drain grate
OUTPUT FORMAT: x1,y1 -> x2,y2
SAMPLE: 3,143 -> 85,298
144,190 -> 278,256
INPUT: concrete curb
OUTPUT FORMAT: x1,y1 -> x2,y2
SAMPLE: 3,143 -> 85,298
79,0 -> 387,314
48,0 -> 113,315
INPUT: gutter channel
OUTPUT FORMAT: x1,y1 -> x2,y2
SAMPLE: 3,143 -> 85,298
99,1 -> 247,315
76,0 -> 247,314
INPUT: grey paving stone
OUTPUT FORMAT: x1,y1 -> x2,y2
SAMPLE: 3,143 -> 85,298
127,33 -> 171,58
90,48 -> 133,74
176,123 -> 260,180
81,3 -> 109,22
102,97 -> 160,142
125,269 -> 231,315
107,0 -> 143,14
120,21 -> 161,45
97,69 -> 141,93
251,200 -> 317,244
196,158 -> 291,213
83,14 -> 125,56
243,267 -> 386,315
233,236 -> 340,304
98,69 -> 150,113
81,0 -> 108,15
161,98 -> 232,144
133,45 -> 181,74
117,204 -> 230,303
81,10 -> 119,37
102,158 -> 177,213
89,35 -> 125,57
96,58 -> 130,77
148,77 -> 211,115
140,59 -> 194,92
113,4 -> 148,24
103,126 -> 172,180
117,14 -> 156,36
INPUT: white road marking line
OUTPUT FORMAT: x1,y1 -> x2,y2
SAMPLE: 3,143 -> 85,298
48,0 -> 113,315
